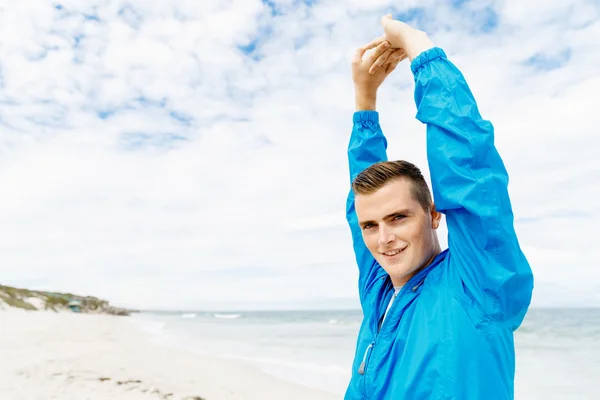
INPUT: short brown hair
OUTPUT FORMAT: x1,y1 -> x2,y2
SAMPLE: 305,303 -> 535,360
352,160 -> 433,211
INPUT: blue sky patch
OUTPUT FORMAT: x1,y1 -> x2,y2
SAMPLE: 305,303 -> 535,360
96,97 -> 166,120
169,111 -> 193,126
525,48 -> 572,71
262,0 -> 283,16
263,0 -> 317,16
475,6 -> 499,34
97,96 -> 192,126
238,25 -> 273,61
393,8 -> 425,27
239,38 -> 259,55
73,33 -> 85,48
119,5 -> 143,30
293,32 -> 313,50
134,96 -> 168,108
97,110 -> 114,119
119,132 -> 188,151
83,13 -> 101,23
295,0 -> 317,7
450,0 -> 469,8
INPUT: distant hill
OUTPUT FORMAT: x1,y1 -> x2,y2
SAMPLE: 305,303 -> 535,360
0,284 -> 135,316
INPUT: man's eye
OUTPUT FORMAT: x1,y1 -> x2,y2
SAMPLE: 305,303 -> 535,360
394,215 -> 406,220
363,224 -> 374,229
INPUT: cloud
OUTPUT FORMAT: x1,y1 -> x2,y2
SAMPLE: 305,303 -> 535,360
0,0 -> 598,310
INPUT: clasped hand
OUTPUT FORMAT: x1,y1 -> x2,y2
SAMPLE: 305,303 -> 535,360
352,15 -> 435,109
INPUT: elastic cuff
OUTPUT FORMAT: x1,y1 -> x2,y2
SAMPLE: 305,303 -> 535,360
410,47 -> 447,75
353,110 -> 379,124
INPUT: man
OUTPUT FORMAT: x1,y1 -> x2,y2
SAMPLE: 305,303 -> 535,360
344,16 -> 534,399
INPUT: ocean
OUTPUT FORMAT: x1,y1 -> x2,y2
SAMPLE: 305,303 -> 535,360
132,308 -> 600,399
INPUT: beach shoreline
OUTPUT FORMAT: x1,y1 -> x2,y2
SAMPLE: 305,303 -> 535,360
3,307 -> 599,399
0,308 -> 339,400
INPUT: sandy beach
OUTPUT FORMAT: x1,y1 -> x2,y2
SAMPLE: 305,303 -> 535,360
0,308 -> 338,400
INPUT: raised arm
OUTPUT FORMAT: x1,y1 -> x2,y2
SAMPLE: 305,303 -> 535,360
346,112 -> 387,305
346,40 -> 406,306
378,16 -> 533,326
412,48 -> 533,325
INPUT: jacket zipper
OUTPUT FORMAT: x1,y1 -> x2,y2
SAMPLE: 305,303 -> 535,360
358,342 -> 373,375
358,277 -> 427,381
358,281 -> 395,379
358,281 -> 391,396
360,335 -> 377,398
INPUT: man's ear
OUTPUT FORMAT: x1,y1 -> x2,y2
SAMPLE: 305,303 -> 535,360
430,203 -> 441,229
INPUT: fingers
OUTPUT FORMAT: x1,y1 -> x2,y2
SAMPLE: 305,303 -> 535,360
352,47 -> 365,64
382,48 -> 406,65
352,46 -> 370,64
385,59 -> 400,75
369,48 -> 393,75
379,49 -> 407,75
352,36 -> 386,64
385,53 -> 407,74
363,36 -> 387,52
364,40 -> 390,65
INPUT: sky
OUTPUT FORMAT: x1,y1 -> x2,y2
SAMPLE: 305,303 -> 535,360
0,0 -> 598,311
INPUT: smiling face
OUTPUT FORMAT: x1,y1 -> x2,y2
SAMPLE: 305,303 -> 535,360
355,178 -> 442,286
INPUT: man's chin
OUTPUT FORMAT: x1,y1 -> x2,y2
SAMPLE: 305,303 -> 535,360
395,262 -> 433,283
382,263 -> 414,282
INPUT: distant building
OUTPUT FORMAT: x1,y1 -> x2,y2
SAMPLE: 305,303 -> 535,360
68,300 -> 82,313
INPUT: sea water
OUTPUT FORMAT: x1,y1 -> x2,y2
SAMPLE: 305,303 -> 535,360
132,308 -> 600,399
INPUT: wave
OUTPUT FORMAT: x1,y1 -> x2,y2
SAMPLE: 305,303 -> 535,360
181,313 -> 197,319
213,313 -> 242,319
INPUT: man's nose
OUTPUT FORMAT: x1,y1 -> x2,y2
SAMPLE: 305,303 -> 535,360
377,224 -> 395,245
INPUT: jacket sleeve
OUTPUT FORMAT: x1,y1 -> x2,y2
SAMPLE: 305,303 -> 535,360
346,111 -> 388,306
411,48 -> 534,327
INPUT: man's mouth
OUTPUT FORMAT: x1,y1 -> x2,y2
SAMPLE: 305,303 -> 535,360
382,247 -> 406,257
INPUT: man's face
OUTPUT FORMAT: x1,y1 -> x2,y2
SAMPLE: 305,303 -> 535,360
355,179 -> 441,286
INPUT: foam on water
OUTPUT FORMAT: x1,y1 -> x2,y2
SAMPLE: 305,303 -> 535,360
213,313 -> 241,319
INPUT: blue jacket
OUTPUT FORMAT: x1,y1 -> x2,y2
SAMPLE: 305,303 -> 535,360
344,48 -> 534,399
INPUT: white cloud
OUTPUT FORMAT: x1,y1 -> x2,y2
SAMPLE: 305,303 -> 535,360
0,0 -> 598,310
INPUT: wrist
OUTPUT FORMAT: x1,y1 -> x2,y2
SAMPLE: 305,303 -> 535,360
355,89 -> 377,111
406,33 -> 435,61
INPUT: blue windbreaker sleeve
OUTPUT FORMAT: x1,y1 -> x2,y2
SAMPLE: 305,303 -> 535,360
346,111 -> 387,306
411,48 -> 534,326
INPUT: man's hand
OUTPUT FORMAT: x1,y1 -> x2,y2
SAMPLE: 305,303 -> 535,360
352,39 -> 406,111
380,14 -> 435,62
